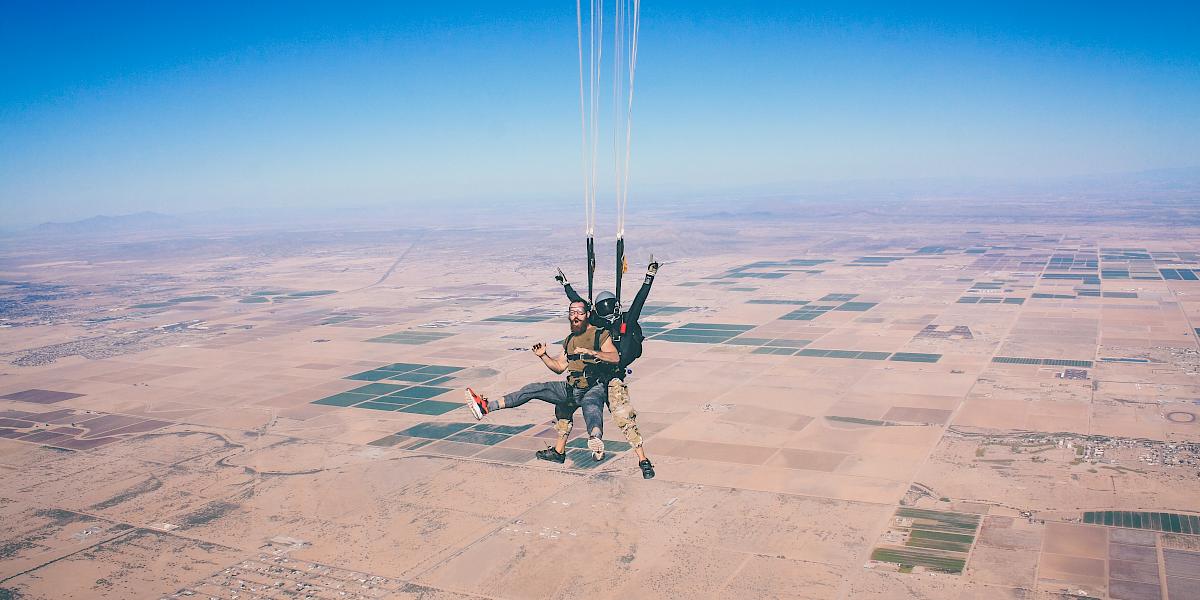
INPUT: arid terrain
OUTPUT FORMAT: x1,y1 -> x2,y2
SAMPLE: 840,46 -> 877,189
1,197 -> 1198,599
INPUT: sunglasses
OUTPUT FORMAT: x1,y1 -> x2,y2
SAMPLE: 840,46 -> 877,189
568,308 -> 587,315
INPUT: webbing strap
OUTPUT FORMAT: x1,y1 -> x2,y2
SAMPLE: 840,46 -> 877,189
586,235 -> 595,304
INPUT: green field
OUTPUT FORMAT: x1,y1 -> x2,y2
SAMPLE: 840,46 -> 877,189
905,537 -> 973,553
898,507 -> 982,532
870,547 -> 965,574
869,507 -> 981,574
170,295 -> 218,303
909,529 -> 975,544
1083,510 -> 1199,534
825,416 -> 890,426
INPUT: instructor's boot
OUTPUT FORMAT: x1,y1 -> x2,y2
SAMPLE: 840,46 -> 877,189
535,446 -> 566,463
465,388 -> 488,420
587,436 -> 605,461
639,459 -> 655,479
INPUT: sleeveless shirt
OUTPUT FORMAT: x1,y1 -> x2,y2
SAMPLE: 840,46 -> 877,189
563,325 -> 612,388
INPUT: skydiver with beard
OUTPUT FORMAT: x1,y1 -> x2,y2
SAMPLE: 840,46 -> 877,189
465,299 -> 616,462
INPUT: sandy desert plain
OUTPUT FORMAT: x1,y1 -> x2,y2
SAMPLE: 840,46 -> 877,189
1,199 -> 1199,600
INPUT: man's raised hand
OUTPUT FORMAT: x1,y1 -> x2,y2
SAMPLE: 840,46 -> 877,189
532,342 -> 547,357
647,257 -> 659,277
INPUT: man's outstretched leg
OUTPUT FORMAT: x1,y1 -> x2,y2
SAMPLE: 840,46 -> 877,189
608,379 -> 654,479
464,383 -> 580,463
465,381 -> 572,420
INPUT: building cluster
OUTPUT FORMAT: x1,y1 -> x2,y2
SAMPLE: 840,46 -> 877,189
168,554 -> 401,600
980,432 -> 1200,471
1073,437 -> 1200,469
10,321 -> 209,366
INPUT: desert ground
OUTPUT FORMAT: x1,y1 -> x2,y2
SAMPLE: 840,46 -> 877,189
1,198 -> 1198,599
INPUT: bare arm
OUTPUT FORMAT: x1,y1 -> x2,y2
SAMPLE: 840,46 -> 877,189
532,342 -> 567,374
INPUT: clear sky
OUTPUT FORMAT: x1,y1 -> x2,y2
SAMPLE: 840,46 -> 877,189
1,1 -> 1197,225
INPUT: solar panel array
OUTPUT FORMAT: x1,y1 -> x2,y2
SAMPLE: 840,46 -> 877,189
704,259 -> 833,281
369,421 -> 632,470
956,297 -> 1025,305
640,305 -> 690,316
644,322 -> 943,362
849,256 -> 905,266
992,356 -> 1094,368
650,323 -> 755,343
1042,273 -> 1102,284
777,298 -> 878,321
746,299 -> 810,305
780,305 -> 839,320
820,293 -> 859,302
366,330 -> 456,345
797,349 -> 894,360
483,314 -> 556,323
1083,510 -> 1199,534
313,363 -> 465,415
1161,269 -> 1200,280
889,353 -> 943,363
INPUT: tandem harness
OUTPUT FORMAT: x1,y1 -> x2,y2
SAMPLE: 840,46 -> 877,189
564,330 -> 620,388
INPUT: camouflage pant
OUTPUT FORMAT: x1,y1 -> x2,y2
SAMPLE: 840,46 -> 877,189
549,379 -> 643,447
606,379 -> 643,448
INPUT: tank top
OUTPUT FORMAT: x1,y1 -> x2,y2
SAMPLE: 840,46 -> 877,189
563,325 -> 612,388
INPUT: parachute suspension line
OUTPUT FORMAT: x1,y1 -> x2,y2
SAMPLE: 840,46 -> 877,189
576,0 -> 639,306
619,0 -> 640,238
575,0 -> 589,237
577,0 -> 604,304
613,0 -> 640,303
590,0 -> 603,303
589,0 -> 603,239
576,0 -> 593,303
612,0 -> 624,304
612,0 -> 624,237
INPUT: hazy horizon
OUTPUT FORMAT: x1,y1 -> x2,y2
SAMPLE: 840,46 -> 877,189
2,164 -> 1198,235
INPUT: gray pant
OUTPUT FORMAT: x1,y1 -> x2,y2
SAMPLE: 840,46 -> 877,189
490,380 -> 607,438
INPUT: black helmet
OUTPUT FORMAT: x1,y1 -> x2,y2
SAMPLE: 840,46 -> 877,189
593,291 -> 620,325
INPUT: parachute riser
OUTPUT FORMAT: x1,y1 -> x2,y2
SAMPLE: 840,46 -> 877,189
614,236 -> 625,305
586,236 -> 596,305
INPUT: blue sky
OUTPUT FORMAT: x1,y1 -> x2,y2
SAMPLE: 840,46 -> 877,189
1,1 -> 1197,225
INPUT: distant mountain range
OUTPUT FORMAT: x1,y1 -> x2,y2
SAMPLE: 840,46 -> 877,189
33,211 -> 182,235
15,165 -> 1198,236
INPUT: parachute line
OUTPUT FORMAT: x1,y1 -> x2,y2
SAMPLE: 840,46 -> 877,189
589,0 -> 603,237
577,0 -> 603,238
575,0 -> 641,303
614,0 -> 640,239
619,0 -> 640,238
576,0 -> 589,236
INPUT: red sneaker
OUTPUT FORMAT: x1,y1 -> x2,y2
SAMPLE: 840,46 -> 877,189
465,388 -> 488,420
